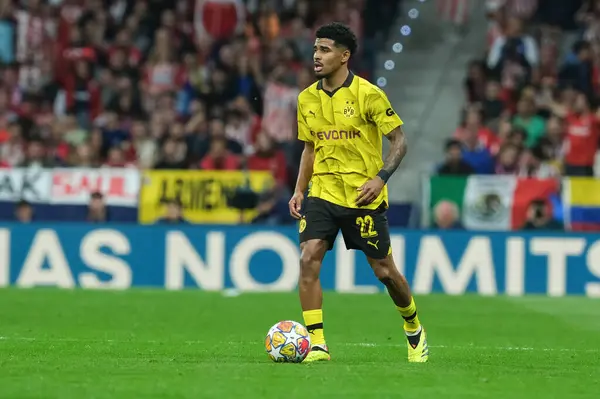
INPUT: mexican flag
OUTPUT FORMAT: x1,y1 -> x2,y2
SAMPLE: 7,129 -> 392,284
426,175 -> 559,230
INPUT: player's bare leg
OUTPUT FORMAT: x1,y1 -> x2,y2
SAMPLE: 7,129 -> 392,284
367,254 -> 429,363
299,239 -> 331,362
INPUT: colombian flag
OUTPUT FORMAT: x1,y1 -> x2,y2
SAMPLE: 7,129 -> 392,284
563,178 -> 600,231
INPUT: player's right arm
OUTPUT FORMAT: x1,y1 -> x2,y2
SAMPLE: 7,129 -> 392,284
289,100 -> 314,219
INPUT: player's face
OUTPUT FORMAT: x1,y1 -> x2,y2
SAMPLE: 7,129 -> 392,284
313,38 -> 349,78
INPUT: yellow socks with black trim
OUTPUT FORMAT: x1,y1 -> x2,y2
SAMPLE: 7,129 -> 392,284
303,309 -> 326,347
397,297 -> 422,335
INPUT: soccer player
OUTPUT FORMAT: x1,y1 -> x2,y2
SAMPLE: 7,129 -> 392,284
288,22 -> 429,363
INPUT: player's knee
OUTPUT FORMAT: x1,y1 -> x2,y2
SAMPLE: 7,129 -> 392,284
300,242 -> 325,281
371,259 -> 393,281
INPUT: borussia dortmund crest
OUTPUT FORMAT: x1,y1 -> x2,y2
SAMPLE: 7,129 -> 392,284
343,101 -> 355,118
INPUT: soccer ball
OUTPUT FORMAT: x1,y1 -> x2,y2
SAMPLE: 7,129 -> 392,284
265,320 -> 311,363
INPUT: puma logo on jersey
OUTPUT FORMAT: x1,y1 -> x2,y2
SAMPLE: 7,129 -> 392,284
367,240 -> 379,250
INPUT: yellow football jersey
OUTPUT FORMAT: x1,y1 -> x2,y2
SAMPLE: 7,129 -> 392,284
297,72 -> 403,210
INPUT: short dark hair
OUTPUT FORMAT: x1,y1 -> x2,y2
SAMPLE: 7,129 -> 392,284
164,198 -> 182,208
316,22 -> 358,56
530,145 -> 547,161
16,199 -> 31,209
530,198 -> 547,208
573,40 -> 591,55
510,127 -> 527,139
445,139 -> 462,151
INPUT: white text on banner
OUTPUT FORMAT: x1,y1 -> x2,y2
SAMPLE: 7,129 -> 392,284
0,168 -> 52,203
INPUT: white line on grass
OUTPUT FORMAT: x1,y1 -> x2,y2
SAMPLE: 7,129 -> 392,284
344,342 -> 600,353
0,336 -> 598,353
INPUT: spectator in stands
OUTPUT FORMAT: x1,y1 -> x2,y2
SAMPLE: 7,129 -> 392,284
62,115 -> 88,148
102,146 -> 134,168
437,139 -> 474,176
87,191 -> 108,223
488,17 -> 539,91
558,40 -> 594,97
201,68 -> 238,116
0,122 -> 25,167
14,200 -> 33,223
20,138 -> 55,168
542,116 -> 565,164
458,122 -> 495,174
464,60 -> 487,104
100,112 -> 130,155
196,118 -> 243,161
62,60 -> 101,129
251,188 -> 285,226
261,64 -> 299,148
506,127 -> 527,150
200,137 -> 240,171
432,200 -> 463,230
513,97 -> 546,147
495,143 -> 520,174
496,116 -> 515,142
129,120 -> 156,169
0,0 -> 389,223
482,80 -> 506,122
155,138 -> 188,170
545,91 -> 599,176
141,28 -> 185,102
518,145 -> 560,178
225,97 -> 261,154
522,199 -> 563,230
157,198 -> 189,224
247,132 -> 287,187
455,108 -> 501,155
69,142 -> 98,168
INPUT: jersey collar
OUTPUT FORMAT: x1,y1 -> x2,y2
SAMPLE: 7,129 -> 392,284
317,71 -> 354,97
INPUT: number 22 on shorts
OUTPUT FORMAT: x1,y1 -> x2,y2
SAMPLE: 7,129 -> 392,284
355,215 -> 378,238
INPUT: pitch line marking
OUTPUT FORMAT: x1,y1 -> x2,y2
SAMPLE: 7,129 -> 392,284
0,336 -> 598,353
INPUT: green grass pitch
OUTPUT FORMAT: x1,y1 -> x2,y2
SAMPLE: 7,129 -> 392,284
0,289 -> 599,398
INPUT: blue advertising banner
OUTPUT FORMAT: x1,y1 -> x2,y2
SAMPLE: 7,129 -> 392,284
1,225 -> 599,296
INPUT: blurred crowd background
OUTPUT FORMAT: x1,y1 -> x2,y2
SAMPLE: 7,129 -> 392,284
0,0 -> 402,224
1,0 -> 599,231
429,0 -> 600,232
438,0 -> 599,179
0,0 -> 398,175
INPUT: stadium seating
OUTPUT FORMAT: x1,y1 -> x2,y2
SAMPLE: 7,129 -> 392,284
0,0 -> 403,225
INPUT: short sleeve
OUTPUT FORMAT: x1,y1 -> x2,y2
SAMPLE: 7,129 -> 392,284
297,101 -> 313,142
367,88 -> 403,135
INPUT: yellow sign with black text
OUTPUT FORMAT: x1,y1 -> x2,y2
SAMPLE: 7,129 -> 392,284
139,170 -> 275,224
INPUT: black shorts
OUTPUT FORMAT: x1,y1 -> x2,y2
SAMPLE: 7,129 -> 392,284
299,197 -> 391,259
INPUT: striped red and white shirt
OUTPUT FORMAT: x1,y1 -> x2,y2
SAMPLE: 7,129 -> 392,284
505,0 -> 538,19
261,82 -> 298,143
486,0 -> 537,18
437,0 -> 471,25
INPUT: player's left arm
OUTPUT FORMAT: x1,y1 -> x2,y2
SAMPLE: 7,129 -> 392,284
356,89 -> 406,207
380,125 -> 408,178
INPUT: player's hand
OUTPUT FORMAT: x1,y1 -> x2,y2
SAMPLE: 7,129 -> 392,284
289,191 -> 304,219
356,177 -> 385,207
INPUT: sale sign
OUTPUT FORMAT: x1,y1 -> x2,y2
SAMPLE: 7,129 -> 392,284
50,168 -> 141,207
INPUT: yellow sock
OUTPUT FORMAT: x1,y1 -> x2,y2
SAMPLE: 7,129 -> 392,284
396,297 -> 422,333
303,309 -> 326,347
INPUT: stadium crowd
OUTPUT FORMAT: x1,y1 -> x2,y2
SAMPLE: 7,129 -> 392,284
437,0 -> 600,179
0,0 -> 399,223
